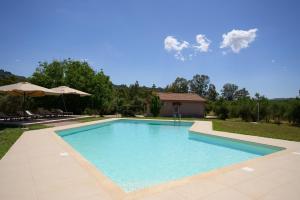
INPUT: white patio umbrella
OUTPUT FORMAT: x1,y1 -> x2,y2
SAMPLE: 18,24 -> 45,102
51,86 -> 91,97
0,82 -> 60,115
51,86 -> 91,112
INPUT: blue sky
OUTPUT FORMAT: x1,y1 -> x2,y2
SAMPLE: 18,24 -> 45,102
0,0 -> 299,98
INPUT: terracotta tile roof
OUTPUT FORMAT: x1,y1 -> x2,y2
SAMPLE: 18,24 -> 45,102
157,92 -> 206,102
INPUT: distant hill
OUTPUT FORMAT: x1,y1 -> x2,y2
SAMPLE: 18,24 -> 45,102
270,97 -> 299,102
0,69 -> 26,86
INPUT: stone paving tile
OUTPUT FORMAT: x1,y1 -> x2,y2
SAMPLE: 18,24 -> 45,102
259,168 -> 299,184
231,174 -> 288,198
77,192 -> 113,200
259,179 -> 300,200
174,179 -> 226,200
138,189 -> 185,200
202,188 -> 253,200
29,155 -> 91,184
0,161 -> 31,182
211,168 -> 261,186
36,178 -> 107,200
1,119 -> 300,200
0,175 -> 38,200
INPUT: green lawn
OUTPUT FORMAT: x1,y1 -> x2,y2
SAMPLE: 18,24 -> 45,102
213,120 -> 300,142
0,124 -> 50,159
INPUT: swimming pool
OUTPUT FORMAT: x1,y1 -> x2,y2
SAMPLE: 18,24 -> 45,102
57,119 -> 282,192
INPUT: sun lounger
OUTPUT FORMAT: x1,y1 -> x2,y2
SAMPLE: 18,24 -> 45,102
26,110 -> 42,119
51,109 -> 64,117
16,111 -> 30,120
0,112 -> 9,120
0,112 -> 20,121
53,109 -> 73,116
36,108 -> 55,118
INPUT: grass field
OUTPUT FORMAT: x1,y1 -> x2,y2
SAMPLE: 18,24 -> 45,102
213,120 -> 300,142
0,124 -> 50,159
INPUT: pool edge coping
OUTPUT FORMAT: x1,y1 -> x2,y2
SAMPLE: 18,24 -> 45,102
24,118 -> 300,199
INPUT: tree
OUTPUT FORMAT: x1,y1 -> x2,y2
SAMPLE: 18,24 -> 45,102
207,84 -> 218,101
286,99 -> 300,124
129,81 -> 140,99
151,84 -> 156,90
257,96 -> 271,122
92,70 -> 114,114
290,102 -> 300,124
114,81 -> 152,116
254,93 -> 261,100
270,102 -> 285,124
234,88 -> 249,100
221,83 -> 238,101
189,74 -> 210,96
166,77 -> 189,93
127,81 -> 148,113
214,99 -> 229,120
64,60 -> 95,92
30,60 -> 67,88
237,98 -> 256,122
150,95 -> 161,117
227,100 -> 240,118
29,59 -> 115,114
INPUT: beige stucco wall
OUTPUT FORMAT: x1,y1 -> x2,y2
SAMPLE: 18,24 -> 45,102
159,101 -> 205,117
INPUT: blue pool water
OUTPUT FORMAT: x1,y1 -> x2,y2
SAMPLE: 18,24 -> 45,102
57,119 -> 282,192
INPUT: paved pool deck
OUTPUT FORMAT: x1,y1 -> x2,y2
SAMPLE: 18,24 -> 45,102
1,118 -> 300,200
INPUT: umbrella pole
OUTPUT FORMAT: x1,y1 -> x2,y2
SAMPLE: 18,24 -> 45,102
62,94 -> 67,112
23,92 -> 26,117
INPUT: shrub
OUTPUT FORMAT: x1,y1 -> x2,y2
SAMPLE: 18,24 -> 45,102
83,108 -> 99,115
214,99 -> 229,120
150,95 -> 161,117
286,99 -> 300,124
0,95 -> 23,114
119,105 -> 136,117
238,98 -> 256,122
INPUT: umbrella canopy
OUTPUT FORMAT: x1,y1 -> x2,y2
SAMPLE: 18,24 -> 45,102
0,82 -> 59,96
0,82 -> 60,116
51,86 -> 91,97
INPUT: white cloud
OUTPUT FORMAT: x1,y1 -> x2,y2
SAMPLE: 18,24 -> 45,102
164,34 -> 212,61
194,34 -> 211,52
164,36 -> 189,52
220,28 -> 258,53
164,36 -> 189,61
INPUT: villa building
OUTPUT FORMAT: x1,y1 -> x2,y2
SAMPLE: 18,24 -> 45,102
150,92 -> 206,118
